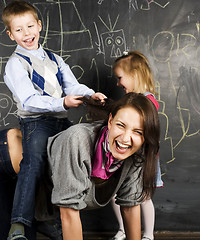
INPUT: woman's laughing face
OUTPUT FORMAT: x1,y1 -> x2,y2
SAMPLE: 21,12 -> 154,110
108,106 -> 144,160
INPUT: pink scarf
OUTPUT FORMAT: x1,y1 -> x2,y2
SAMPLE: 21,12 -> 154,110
91,126 -> 123,179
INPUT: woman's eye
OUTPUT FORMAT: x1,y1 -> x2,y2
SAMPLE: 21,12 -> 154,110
28,25 -> 34,28
116,123 -> 124,128
16,29 -> 21,32
135,131 -> 143,136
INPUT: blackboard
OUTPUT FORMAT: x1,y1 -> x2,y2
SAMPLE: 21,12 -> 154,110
0,0 -> 199,233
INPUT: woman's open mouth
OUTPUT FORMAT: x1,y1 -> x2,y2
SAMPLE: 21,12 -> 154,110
115,140 -> 131,153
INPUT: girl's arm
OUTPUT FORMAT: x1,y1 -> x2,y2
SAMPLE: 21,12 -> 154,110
60,207 -> 83,240
121,204 -> 141,240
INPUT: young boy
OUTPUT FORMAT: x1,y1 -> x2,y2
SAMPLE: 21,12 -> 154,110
2,1 -> 106,239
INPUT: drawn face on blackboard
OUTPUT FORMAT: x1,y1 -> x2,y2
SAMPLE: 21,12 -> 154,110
108,106 -> 144,160
7,12 -> 42,50
101,29 -> 126,66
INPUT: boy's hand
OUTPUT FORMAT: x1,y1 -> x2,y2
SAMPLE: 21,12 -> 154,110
64,95 -> 83,108
91,92 -> 107,103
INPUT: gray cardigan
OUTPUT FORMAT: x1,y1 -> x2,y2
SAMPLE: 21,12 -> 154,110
47,121 -> 144,211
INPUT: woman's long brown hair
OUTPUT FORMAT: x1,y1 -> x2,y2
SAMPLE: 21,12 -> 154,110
80,92 -> 160,200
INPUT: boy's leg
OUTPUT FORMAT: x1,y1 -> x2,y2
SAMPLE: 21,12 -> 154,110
9,117 -> 72,238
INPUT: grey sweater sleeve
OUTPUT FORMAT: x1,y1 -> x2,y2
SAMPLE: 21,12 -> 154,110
47,122 -> 99,210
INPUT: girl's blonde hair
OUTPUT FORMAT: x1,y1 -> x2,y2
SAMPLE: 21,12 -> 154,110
113,51 -> 156,95
2,0 -> 39,31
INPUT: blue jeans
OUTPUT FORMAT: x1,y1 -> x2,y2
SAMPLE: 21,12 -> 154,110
11,116 -> 72,227
0,129 -> 36,240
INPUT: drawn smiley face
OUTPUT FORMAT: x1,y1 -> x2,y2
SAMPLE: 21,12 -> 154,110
101,29 -> 126,66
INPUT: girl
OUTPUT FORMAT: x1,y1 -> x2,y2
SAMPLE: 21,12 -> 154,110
47,92 -> 160,240
112,51 -> 163,240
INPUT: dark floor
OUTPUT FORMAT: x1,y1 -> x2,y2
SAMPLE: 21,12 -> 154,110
37,231 -> 200,240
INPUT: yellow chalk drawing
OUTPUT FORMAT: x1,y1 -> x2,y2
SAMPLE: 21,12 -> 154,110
141,0 -> 170,11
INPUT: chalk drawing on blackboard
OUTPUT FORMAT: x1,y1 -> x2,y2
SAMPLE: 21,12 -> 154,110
140,0 -> 170,11
71,65 -> 84,82
129,0 -> 139,11
98,0 -> 104,4
169,48 -> 199,141
152,28 -> 200,149
70,57 -> 100,91
89,58 -> 100,91
156,81 -> 175,174
0,2 -> 17,50
0,18 -> 5,34
176,67 -> 200,137
34,1 -> 93,55
95,15 -> 127,67
100,29 -> 126,67
0,93 -> 13,127
94,22 -> 102,56
97,0 -> 119,5
0,57 -> 2,77
78,113 -> 93,124
178,34 -> 196,57
178,67 -> 200,116
159,108 -> 175,175
196,22 -> 200,33
152,31 -> 174,63
0,26 -> 16,49
0,58 -> 9,81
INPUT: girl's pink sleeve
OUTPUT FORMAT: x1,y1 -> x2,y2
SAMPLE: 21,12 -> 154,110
146,94 -> 159,111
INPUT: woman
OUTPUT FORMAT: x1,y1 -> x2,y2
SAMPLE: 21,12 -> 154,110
47,92 -> 160,240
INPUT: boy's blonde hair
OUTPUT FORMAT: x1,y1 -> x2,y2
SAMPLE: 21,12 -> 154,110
113,51 -> 156,95
2,0 -> 39,31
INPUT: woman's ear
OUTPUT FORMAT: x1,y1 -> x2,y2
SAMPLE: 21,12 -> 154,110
107,113 -> 113,130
